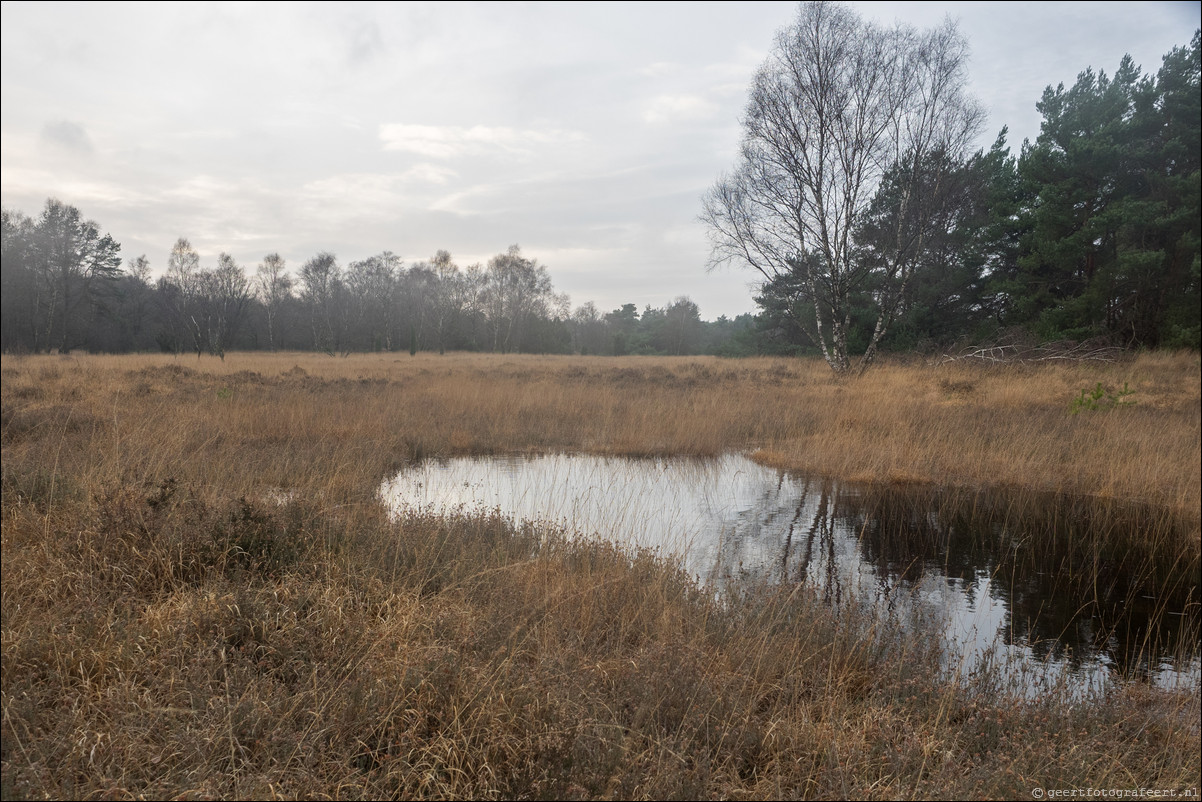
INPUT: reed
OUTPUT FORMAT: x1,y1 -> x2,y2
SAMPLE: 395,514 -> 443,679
2,351 -> 1198,799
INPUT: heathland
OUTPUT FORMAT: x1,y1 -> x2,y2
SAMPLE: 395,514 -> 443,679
2,351 -> 1199,799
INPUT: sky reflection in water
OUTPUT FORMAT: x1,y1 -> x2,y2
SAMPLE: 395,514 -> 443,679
382,453 -> 1199,696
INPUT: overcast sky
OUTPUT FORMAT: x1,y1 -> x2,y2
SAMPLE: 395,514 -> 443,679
2,2 -> 1198,319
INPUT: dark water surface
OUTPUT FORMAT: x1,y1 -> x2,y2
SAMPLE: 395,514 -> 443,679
382,453 -> 1200,696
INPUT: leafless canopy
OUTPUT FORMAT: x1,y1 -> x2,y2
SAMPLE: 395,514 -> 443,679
703,1 -> 984,373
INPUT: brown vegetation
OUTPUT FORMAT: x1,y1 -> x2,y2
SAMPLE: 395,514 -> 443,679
3,351 -> 1199,799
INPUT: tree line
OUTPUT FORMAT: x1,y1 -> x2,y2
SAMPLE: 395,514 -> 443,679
2,15 -> 1198,362
0,216 -> 762,357
706,3 -> 1199,371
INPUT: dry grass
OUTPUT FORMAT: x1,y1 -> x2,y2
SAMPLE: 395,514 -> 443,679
3,350 -> 1198,518
2,351 -> 1199,799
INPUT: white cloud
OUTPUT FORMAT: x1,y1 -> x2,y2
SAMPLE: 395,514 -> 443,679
300,173 -> 404,207
164,174 -> 237,203
524,244 -> 631,265
429,182 -> 503,214
378,124 -> 586,159
0,167 -> 133,209
638,61 -> 680,77
401,163 -> 457,184
642,94 -> 719,125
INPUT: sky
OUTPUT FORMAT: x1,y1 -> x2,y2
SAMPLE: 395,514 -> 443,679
2,1 -> 1198,320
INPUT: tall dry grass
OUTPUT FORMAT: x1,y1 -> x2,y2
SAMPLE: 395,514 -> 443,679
2,351 -> 1199,799
3,350 -> 1198,520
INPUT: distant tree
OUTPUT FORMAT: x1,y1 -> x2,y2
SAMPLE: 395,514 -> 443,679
481,245 -> 559,353
156,242 -> 252,358
1,208 -> 39,351
26,199 -> 122,352
428,250 -> 472,354
569,301 -> 609,355
160,237 -> 204,356
635,304 -> 667,354
604,303 -> 640,355
255,253 -> 292,352
298,252 -> 342,354
703,313 -> 772,356
103,255 -> 156,351
127,254 -> 150,284
345,252 -> 401,351
659,296 -> 703,355
199,253 -> 252,359
702,1 -> 984,373
399,261 -> 435,353
461,262 -> 490,349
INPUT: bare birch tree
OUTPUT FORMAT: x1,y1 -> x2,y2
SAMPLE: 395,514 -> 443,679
702,1 -> 984,373
161,237 -> 204,356
428,250 -> 471,354
201,253 -> 252,359
481,245 -> 557,353
159,242 -> 250,358
344,251 -> 400,351
255,253 -> 292,352
298,252 -> 342,355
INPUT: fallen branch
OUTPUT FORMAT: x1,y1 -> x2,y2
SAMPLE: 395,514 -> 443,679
933,338 -> 1123,365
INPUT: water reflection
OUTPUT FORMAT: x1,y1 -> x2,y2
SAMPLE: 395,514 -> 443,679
381,453 -> 1199,694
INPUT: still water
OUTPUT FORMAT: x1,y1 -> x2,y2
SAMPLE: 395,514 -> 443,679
381,453 -> 1199,696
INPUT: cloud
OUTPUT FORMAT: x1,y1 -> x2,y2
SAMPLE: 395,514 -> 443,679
297,170 -> 458,224
301,173 -> 405,207
164,174 -> 235,203
638,61 -> 680,77
428,182 -> 502,214
39,120 -> 94,154
299,167 -> 458,211
378,124 -> 585,159
642,94 -> 718,125
401,163 -> 457,184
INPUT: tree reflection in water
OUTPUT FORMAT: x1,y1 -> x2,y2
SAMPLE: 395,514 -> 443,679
383,453 -> 1199,695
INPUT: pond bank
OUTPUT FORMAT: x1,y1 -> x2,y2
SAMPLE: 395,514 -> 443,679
384,452 -> 1199,697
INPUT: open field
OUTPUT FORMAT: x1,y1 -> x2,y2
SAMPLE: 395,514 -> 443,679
3,351 -> 1199,799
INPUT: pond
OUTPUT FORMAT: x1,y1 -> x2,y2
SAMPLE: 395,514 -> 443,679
381,453 -> 1199,697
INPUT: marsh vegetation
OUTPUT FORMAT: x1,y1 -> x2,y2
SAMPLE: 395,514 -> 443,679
384,453 -> 1199,696
2,351 -> 1199,799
